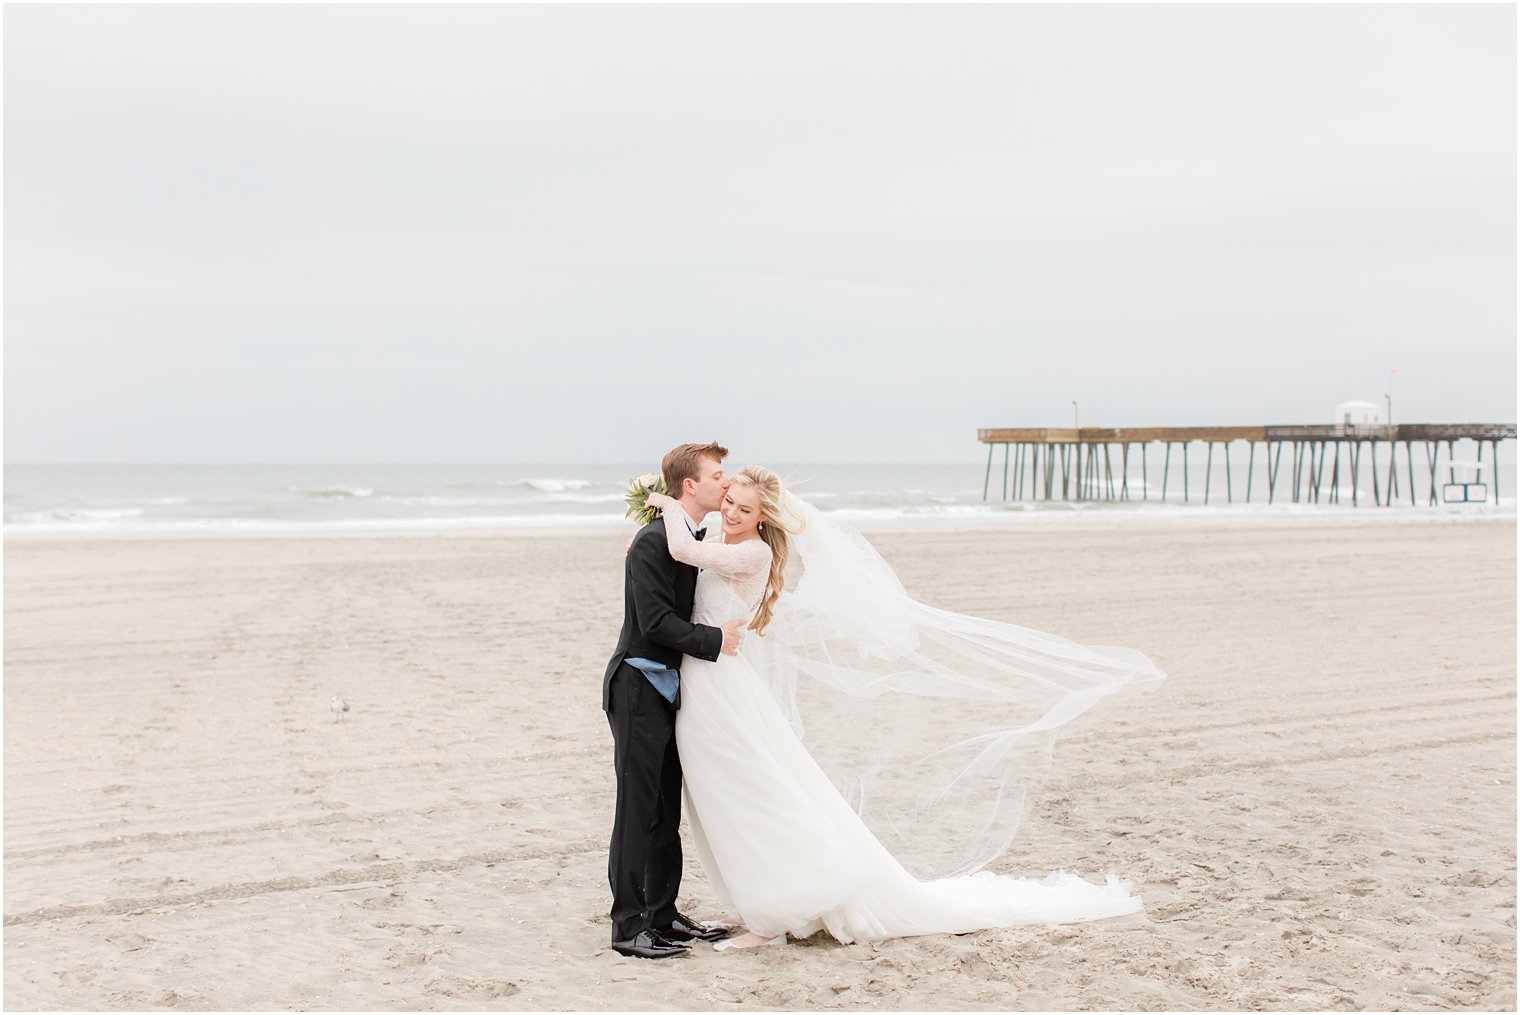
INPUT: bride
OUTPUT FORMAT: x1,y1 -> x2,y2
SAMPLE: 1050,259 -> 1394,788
642,466 -> 1165,950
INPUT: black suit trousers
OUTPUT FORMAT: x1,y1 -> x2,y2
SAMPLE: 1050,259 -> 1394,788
605,662 -> 683,942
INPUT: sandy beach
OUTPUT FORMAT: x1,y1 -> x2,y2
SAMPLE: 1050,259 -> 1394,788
4,519 -> 1514,1011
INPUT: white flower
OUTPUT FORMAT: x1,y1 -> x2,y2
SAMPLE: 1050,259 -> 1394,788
638,473 -> 659,488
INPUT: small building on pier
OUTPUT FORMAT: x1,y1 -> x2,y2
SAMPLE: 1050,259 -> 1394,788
1335,401 -> 1382,425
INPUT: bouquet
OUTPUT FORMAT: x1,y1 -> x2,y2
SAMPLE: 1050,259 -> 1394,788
624,472 -> 669,526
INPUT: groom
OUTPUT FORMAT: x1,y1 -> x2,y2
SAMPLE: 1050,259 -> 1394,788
603,441 -> 744,959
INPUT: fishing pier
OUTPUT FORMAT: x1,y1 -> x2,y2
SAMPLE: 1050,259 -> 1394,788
978,423 -> 1517,506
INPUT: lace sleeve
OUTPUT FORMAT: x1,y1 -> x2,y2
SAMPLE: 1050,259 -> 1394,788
662,509 -> 771,579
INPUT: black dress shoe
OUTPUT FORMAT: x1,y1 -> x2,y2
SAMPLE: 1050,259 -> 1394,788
656,913 -> 734,943
611,930 -> 690,959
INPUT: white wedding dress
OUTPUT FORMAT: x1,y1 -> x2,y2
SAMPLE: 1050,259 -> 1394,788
661,507 -> 1149,945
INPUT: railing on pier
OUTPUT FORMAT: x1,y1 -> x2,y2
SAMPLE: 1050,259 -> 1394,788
977,423 -> 1518,507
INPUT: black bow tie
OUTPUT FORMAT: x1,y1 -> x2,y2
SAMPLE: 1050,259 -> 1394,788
693,528 -> 706,541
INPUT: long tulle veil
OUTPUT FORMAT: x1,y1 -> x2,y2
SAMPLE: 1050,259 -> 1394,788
741,488 -> 1166,880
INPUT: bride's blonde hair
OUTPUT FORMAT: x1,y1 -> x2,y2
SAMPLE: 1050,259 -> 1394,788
732,465 -> 797,636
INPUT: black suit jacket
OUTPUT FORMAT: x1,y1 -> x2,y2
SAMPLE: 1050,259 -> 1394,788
602,519 -> 722,711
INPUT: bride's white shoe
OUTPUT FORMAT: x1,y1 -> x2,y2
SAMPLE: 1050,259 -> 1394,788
713,932 -> 784,951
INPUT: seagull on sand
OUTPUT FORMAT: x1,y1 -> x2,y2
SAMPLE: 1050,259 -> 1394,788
330,696 -> 350,722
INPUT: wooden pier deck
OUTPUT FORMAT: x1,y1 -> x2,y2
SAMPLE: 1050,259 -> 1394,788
977,423 -> 1518,506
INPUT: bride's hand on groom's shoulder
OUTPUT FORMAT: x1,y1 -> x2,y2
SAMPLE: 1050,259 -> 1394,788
645,491 -> 674,511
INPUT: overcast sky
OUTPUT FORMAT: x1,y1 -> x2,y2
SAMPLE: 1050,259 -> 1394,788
5,4 -> 1515,464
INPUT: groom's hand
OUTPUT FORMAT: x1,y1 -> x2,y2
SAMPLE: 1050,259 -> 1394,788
720,619 -> 744,656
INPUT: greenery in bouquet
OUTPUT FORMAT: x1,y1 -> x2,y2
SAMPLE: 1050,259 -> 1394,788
624,472 -> 670,526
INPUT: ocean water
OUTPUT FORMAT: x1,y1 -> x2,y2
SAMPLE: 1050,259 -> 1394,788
3,460 -> 1514,538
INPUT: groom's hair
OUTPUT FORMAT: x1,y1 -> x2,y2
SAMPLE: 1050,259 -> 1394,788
663,442 -> 729,496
